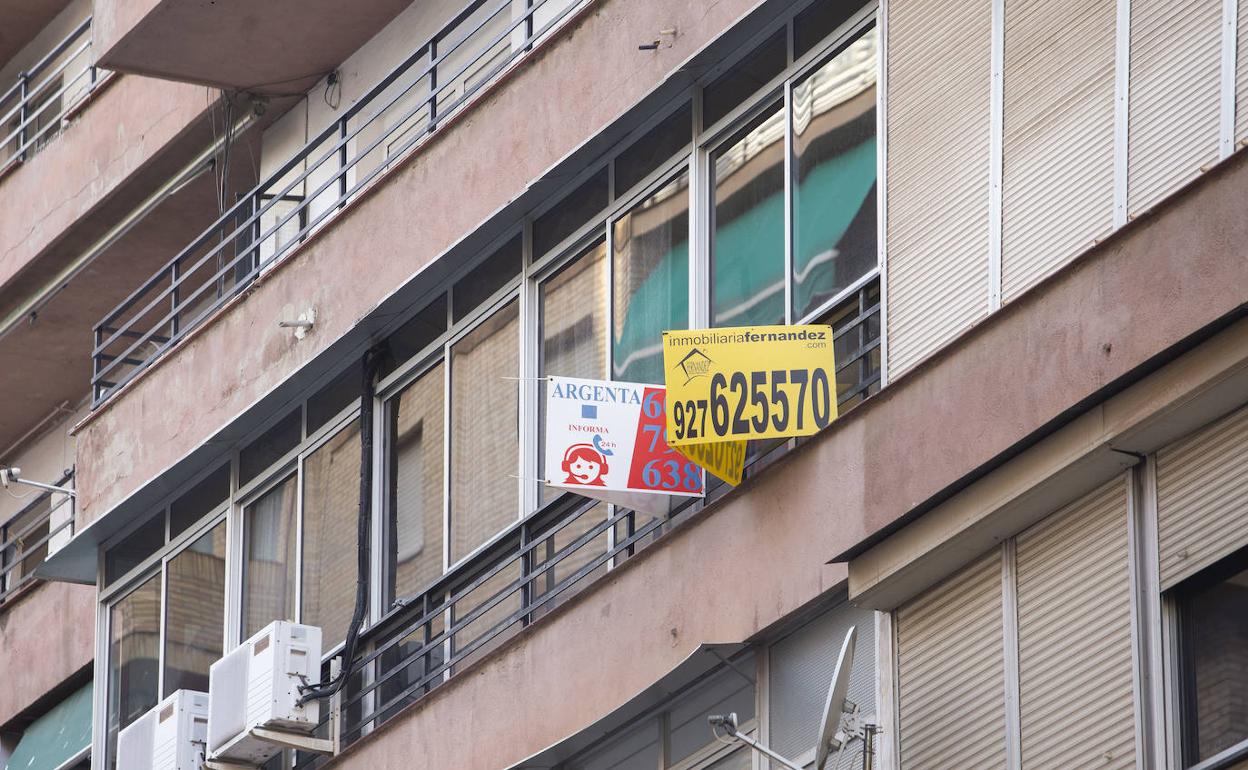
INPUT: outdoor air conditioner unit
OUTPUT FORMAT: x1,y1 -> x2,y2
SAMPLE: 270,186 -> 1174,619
206,620 -> 324,764
116,689 -> 210,770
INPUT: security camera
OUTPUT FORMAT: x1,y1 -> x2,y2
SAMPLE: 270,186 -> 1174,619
0,467 -> 19,488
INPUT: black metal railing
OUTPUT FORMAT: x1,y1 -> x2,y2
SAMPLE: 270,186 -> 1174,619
0,473 -> 74,603
307,280 -> 882,751
91,0 -> 581,405
0,17 -> 100,176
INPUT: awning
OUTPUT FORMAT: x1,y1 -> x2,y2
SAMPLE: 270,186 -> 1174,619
4,683 -> 92,770
505,643 -> 746,769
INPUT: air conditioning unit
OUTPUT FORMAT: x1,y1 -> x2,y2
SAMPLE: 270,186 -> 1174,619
207,620 -> 324,764
116,689 -> 209,770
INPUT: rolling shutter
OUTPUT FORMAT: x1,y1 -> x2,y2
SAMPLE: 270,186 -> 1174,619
896,552 -> 1006,769
1001,0 -> 1115,302
1015,478 -> 1136,769
1127,0 -> 1221,216
1156,403 -> 1248,589
885,0 -> 991,380
1238,0 -> 1248,144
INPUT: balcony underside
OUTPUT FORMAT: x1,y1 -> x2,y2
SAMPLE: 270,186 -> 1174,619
0,0 -> 72,69
93,0 -> 415,94
0,119 -> 262,445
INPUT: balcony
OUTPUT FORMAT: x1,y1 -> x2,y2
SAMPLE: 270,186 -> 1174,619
0,472 -> 73,604
91,0 -> 583,405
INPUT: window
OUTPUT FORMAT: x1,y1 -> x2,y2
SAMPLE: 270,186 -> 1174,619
388,362 -> 445,603
710,102 -> 786,328
106,573 -> 161,768
243,475 -> 298,637
540,240 -> 609,502
792,33 -> 878,320
449,299 -> 520,562
1177,548 -> 1248,766
163,522 -> 227,695
301,422 -> 363,649
612,169 -> 690,384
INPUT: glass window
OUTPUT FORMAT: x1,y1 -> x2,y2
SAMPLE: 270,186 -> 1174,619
306,366 -> 360,435
449,300 -> 520,562
301,422 -> 363,649
240,409 -> 302,487
243,475 -> 298,638
792,30 -> 878,320
163,522 -> 226,695
1178,550 -> 1248,765
614,102 -> 692,196
453,236 -> 522,323
106,573 -> 161,768
711,103 -> 786,328
169,465 -> 229,539
612,169 -> 690,384
533,169 -> 610,258
539,240 -> 608,502
389,363 -> 446,603
794,0 -> 861,59
104,515 -> 165,586
381,294 -> 447,378
703,29 -> 787,129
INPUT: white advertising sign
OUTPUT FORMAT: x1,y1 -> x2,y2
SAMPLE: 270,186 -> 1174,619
544,376 -> 704,514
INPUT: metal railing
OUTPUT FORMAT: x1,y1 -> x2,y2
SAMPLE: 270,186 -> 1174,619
0,473 -> 74,604
304,280 -> 882,752
0,17 -> 100,176
91,0 -> 581,405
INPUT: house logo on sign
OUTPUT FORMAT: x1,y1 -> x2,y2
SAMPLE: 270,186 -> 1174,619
675,348 -> 713,385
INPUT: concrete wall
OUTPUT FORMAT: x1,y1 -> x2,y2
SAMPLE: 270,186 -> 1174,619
0,407 -> 93,730
0,73 -> 209,294
74,0 -> 766,524
0,579 -> 94,728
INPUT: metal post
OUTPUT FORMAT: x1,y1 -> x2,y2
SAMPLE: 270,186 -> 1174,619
17,73 -> 29,161
338,119 -> 349,208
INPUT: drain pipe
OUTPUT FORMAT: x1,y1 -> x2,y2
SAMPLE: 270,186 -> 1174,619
0,108 -> 258,342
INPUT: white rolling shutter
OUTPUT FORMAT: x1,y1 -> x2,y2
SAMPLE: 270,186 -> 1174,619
1156,403 -> 1248,589
1128,0 -> 1221,216
1000,0 -> 1115,302
1015,477 -> 1136,769
896,552 -> 1007,769
1238,0 -> 1248,144
885,0 -> 992,380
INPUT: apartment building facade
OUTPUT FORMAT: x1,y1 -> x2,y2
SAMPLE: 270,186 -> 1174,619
0,0 -> 1244,768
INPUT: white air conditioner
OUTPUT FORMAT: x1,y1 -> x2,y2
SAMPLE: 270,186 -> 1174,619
206,620 -> 323,764
116,689 -> 209,770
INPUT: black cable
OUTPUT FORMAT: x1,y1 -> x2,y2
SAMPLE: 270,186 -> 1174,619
298,347 -> 383,704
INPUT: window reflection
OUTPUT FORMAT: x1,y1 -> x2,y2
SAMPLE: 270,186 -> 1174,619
711,102 -> 786,328
163,522 -> 226,696
450,300 -> 520,561
107,573 -> 161,768
613,170 -> 690,384
243,475 -> 298,638
540,241 -> 608,502
389,363 -> 445,602
792,30 -> 878,320
302,423 -> 363,649
1179,556 -> 1248,763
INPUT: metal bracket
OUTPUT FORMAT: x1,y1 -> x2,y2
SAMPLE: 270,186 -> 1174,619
250,727 -> 335,755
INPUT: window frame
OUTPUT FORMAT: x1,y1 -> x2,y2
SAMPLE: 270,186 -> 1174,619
1169,546 -> 1248,770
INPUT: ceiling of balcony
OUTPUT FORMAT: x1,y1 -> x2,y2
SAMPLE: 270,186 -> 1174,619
0,0 -> 73,70
0,120 -> 263,449
95,0 -> 415,96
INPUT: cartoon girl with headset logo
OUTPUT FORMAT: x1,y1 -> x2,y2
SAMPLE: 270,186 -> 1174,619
561,435 -> 612,486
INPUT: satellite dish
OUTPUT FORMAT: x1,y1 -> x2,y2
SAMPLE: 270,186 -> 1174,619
814,626 -> 857,770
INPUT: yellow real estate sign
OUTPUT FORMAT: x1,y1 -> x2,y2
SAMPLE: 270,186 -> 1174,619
662,325 -> 838,447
